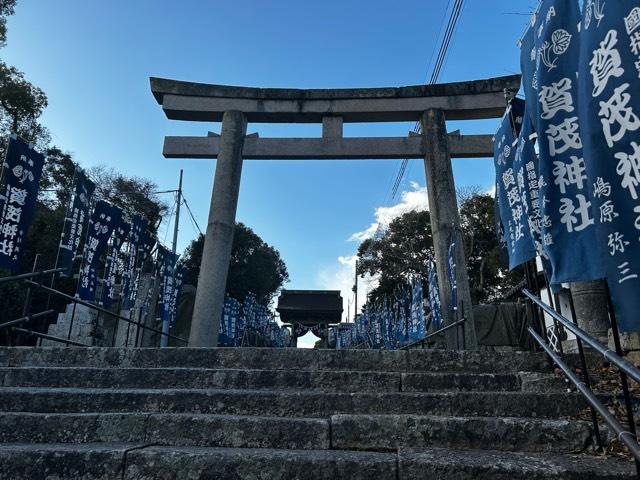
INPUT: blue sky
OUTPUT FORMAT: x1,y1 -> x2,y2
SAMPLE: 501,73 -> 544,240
3,1 -> 534,343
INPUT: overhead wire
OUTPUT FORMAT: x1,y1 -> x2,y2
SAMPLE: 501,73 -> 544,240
389,0 -> 466,201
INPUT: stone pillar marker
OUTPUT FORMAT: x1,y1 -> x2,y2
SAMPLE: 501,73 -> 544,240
421,109 -> 478,350
189,110 -> 247,347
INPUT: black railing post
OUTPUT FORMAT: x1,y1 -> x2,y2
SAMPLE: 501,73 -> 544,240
605,281 -> 639,474
568,290 -> 603,448
66,300 -> 78,347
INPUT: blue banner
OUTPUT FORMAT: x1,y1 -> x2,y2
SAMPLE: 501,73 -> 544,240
447,237 -> 458,312
578,1 -> 640,331
408,278 -> 426,341
101,220 -> 130,308
58,168 -> 95,274
395,288 -> 409,346
427,260 -> 443,330
158,249 -> 179,324
169,264 -> 186,327
528,0 -> 603,284
77,200 -> 123,301
121,215 -> 148,310
494,98 -> 537,269
0,137 -> 45,272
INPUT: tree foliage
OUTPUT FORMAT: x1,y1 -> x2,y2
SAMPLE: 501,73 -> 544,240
356,210 -> 433,304
0,0 -> 17,47
459,193 -> 523,303
88,166 -> 168,233
355,193 -> 523,305
182,224 -> 289,307
0,61 -> 49,148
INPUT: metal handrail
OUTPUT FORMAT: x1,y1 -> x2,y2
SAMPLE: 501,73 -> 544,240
528,326 -> 640,461
400,318 -> 466,350
0,268 -> 66,285
0,309 -> 57,330
523,288 -> 640,384
24,280 -> 188,345
11,327 -> 90,347
423,318 -> 466,341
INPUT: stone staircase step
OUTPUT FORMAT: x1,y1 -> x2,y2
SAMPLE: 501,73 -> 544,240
0,444 -> 398,480
0,367 -> 401,392
0,347 -> 548,373
401,372 -> 521,391
0,387 -> 588,418
0,413 -> 329,450
0,444 -> 632,480
1,366 -> 537,392
330,414 -> 594,453
398,447 -> 635,479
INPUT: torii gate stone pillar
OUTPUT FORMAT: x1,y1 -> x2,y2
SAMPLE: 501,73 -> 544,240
422,109 -> 478,350
189,110 -> 247,347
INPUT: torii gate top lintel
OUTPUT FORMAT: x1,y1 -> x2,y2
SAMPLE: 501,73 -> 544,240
150,74 -> 521,123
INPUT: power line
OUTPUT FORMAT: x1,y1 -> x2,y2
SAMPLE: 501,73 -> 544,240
182,195 -> 203,235
389,0 -> 466,201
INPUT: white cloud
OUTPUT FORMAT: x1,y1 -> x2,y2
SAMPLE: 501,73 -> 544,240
314,182 -> 427,321
486,184 -> 496,198
349,182 -> 429,241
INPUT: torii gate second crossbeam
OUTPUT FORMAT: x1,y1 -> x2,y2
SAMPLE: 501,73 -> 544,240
150,74 -> 521,349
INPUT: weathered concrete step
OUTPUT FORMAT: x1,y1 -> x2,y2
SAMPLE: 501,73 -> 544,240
0,444 -> 397,480
0,347 -> 549,373
0,413 -> 329,450
331,414 -> 594,453
398,447 -> 635,479
0,366 -> 532,392
0,444 -> 632,480
0,388 -> 588,418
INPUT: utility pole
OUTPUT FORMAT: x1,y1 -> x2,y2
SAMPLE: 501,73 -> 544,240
161,169 -> 183,347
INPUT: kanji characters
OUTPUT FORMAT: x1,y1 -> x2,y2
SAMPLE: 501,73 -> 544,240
599,83 -> 640,147
593,177 -> 612,197
618,262 -> 639,284
559,194 -> 594,233
590,30 -> 625,97
552,156 -> 587,194
546,117 -> 582,155
4,205 -> 21,223
608,231 -> 630,255
539,77 -> 574,119
502,168 -> 515,189
1,223 -> 18,239
615,141 -> 640,200
0,239 -> 14,257
8,187 -> 27,206
600,200 -> 619,223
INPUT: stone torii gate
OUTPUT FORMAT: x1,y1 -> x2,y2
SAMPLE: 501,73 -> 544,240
150,74 -> 521,349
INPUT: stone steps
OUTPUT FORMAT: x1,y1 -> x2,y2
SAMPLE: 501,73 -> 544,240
0,347 -> 548,372
0,412 -> 593,453
0,387 -> 588,418
0,444 -> 633,480
0,366 -> 528,392
0,346 -> 628,479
